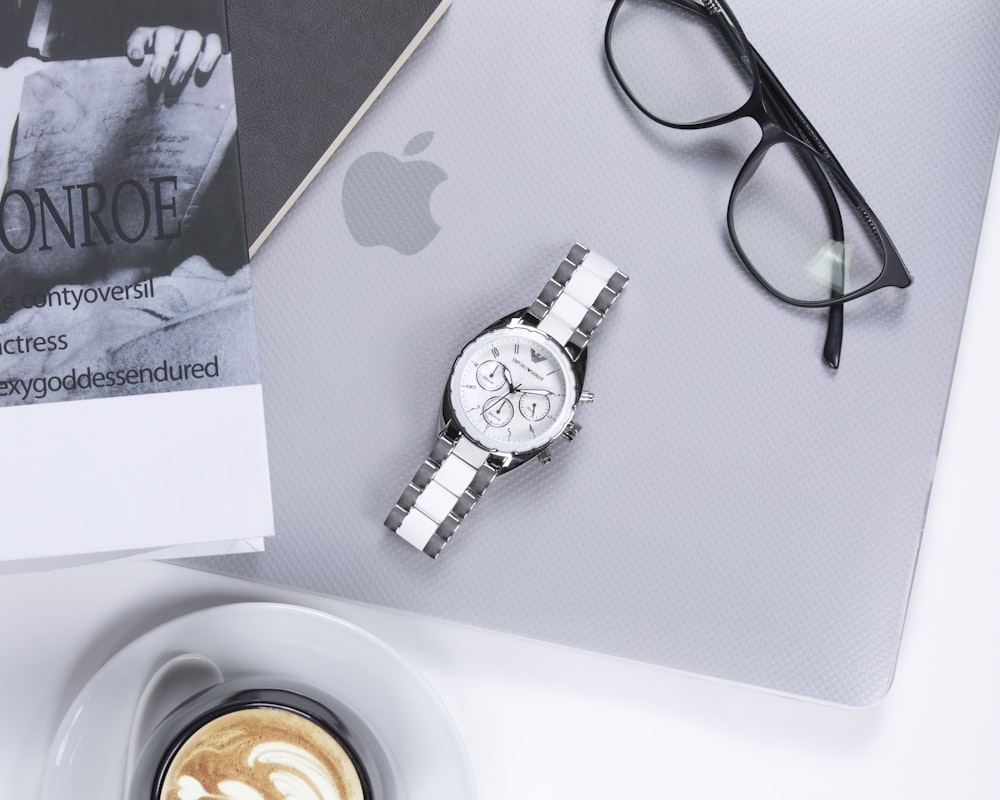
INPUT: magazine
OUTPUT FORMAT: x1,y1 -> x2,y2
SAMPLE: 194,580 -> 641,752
0,0 -> 272,569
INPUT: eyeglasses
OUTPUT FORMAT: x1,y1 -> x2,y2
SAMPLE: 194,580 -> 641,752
604,0 -> 912,368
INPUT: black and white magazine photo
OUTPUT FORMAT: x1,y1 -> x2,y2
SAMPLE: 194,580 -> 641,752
0,0 -> 259,407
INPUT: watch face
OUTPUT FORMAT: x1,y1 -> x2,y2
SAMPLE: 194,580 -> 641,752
448,324 -> 578,454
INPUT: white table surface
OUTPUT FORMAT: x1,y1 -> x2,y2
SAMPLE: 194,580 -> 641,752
3,173 -> 999,800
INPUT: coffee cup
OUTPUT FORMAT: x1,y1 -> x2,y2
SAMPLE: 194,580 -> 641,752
125,655 -> 388,800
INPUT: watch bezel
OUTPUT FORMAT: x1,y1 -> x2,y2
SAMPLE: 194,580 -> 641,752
442,311 -> 586,466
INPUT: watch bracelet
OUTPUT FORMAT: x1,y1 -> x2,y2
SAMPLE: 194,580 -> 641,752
521,243 -> 630,361
385,431 -> 502,558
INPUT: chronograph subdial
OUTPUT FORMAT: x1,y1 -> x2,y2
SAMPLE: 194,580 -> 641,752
482,395 -> 515,427
475,360 -> 508,391
517,392 -> 550,421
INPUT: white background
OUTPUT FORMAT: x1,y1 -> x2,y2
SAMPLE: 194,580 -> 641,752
1,165 -> 998,800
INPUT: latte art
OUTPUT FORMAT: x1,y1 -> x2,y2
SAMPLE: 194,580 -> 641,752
159,707 -> 365,800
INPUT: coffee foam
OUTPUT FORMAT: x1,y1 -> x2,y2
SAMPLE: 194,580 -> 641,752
158,707 -> 365,800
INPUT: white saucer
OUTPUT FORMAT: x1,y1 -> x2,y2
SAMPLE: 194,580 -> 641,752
41,602 -> 476,799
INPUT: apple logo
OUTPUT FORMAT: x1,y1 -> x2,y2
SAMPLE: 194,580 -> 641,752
342,131 -> 447,256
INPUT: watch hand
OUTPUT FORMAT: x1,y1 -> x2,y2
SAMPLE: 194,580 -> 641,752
501,365 -> 517,393
518,387 -> 553,396
482,394 -> 511,417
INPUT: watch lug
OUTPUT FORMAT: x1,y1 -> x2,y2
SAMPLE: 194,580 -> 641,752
562,421 -> 582,441
493,451 -> 515,470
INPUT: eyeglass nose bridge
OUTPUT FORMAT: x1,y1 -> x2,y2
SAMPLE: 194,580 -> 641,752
727,120 -> 795,203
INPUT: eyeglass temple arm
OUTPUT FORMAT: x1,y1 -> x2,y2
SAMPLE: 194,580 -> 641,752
699,4 -> 844,234
703,3 -> 846,367
697,1 -> 833,157
754,58 -> 846,368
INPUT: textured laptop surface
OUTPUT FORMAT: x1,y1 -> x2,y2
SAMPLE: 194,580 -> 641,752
196,0 -> 1000,705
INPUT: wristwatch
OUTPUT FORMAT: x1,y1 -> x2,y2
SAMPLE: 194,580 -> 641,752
384,243 -> 629,558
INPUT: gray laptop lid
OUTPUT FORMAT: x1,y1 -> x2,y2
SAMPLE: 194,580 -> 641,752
196,0 -> 1000,705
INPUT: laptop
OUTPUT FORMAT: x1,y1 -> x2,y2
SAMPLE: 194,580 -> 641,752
196,0 -> 1000,706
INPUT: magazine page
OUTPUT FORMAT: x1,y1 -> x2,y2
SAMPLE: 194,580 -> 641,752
0,0 -> 272,568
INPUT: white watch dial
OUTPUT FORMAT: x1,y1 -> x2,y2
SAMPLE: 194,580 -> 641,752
449,325 -> 577,453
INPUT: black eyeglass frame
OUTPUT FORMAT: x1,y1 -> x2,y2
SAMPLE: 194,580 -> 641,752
604,0 -> 912,311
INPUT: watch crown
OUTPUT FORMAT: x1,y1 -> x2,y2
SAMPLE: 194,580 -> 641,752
579,390 -> 594,404
538,448 -> 552,465
562,421 -> 582,441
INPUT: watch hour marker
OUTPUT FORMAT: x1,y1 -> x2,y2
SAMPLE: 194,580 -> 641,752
491,346 -> 500,357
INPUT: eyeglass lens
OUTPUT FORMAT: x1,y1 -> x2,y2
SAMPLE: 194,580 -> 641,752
608,0 -> 889,305
607,0 -> 754,126
732,142 -> 886,302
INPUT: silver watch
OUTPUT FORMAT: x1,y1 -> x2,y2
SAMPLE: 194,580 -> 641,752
385,243 -> 629,558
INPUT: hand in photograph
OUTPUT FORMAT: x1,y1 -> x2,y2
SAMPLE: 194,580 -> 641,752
126,26 -> 223,87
